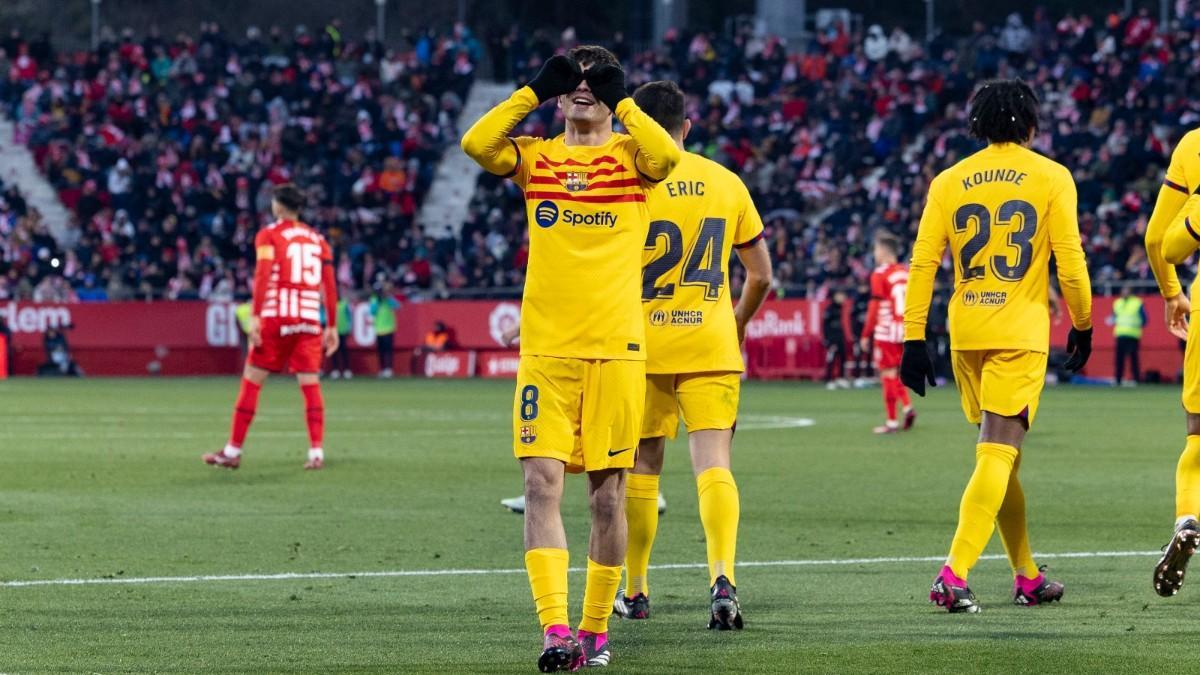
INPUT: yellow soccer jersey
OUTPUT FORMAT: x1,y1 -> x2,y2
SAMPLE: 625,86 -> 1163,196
1162,193 -> 1200,265
510,132 -> 657,359
460,86 -> 680,360
905,143 -> 1092,352
1145,129 -> 1200,298
641,152 -> 764,374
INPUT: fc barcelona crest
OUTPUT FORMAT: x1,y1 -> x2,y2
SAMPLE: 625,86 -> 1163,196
564,171 -> 589,192
520,425 -> 538,445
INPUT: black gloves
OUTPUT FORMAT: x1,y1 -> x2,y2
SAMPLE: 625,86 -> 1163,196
1063,326 -> 1093,373
900,340 -> 937,397
584,63 -> 629,111
527,57 -> 629,112
527,55 -> 583,103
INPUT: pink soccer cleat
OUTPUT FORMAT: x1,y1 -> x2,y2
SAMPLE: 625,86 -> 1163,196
538,626 -> 583,672
930,566 -> 980,613
903,408 -> 917,430
1013,567 -> 1064,606
202,450 -> 240,469
577,630 -> 611,668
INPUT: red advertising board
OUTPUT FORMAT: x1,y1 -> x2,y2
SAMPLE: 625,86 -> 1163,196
0,297 -> 1180,379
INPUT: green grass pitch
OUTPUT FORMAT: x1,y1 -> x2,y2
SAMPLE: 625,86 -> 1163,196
1,377 -> 1196,673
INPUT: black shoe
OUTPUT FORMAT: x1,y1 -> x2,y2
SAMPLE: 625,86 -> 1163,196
538,631 -> 583,673
708,575 -> 744,630
1155,519 -> 1200,597
613,591 -> 650,619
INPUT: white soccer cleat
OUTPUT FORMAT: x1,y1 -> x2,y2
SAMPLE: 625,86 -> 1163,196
501,495 -> 526,513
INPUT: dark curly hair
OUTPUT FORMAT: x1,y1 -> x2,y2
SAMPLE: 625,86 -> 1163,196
567,45 -> 620,70
967,79 -> 1039,145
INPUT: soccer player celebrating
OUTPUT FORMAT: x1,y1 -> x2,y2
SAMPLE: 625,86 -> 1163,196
901,80 -> 1093,613
204,184 -> 339,470
861,232 -> 915,434
461,48 -> 679,671
610,81 -> 772,630
1147,136 -> 1200,597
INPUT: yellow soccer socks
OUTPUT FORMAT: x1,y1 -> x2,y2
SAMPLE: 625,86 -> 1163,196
995,455 -> 1039,579
579,558 -> 623,635
1176,435 -> 1200,525
623,473 -> 660,597
525,548 -> 569,632
946,442 -> 1018,579
697,467 -> 740,586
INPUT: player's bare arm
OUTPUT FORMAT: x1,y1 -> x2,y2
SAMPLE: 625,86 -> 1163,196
733,239 -> 771,343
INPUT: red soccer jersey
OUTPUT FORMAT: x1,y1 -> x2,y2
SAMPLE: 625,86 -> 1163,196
253,219 -> 337,328
863,262 -> 908,344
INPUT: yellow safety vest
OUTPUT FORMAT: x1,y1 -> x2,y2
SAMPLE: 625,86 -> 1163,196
1113,296 -> 1144,339
235,302 -> 255,335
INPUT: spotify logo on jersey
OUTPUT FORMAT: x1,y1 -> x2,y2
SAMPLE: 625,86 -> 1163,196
534,200 -> 559,228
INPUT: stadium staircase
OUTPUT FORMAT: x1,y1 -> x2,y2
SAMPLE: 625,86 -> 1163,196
417,80 -> 515,239
0,112 -> 73,244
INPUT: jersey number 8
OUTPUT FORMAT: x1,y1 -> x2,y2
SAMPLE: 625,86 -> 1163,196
642,218 -> 726,301
953,199 -> 1037,283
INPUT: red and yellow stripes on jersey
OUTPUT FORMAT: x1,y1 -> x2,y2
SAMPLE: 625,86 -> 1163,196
523,153 -> 647,203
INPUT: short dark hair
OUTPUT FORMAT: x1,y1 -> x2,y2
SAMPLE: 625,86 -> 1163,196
632,81 -> 686,135
875,231 -> 901,256
272,183 -> 305,213
568,45 -> 619,70
967,79 -> 1039,144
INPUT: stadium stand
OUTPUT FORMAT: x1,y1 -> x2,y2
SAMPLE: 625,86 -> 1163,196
1,8 -> 1197,301
1,23 -> 479,300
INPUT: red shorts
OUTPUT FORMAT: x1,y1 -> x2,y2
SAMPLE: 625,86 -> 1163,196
249,320 -> 324,373
874,341 -> 902,370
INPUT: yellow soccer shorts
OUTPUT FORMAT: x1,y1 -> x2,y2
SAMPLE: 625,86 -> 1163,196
951,349 -> 1048,427
1184,308 -> 1200,413
641,371 -> 741,440
513,355 -> 645,473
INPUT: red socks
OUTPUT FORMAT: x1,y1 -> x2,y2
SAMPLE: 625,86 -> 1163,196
895,376 -> 911,409
228,379 -> 324,453
301,382 -> 324,448
228,379 -> 262,448
882,375 -> 899,422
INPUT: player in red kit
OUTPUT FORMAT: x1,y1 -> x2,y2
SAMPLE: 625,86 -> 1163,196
203,184 -> 339,470
861,232 -> 916,434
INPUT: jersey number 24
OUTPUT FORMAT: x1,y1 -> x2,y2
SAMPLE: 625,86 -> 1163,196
642,218 -> 725,301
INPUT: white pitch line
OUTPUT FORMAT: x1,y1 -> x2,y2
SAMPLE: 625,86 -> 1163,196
0,550 -> 1161,589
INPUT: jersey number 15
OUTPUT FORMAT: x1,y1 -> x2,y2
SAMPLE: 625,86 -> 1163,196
286,242 -> 323,286
642,218 -> 726,301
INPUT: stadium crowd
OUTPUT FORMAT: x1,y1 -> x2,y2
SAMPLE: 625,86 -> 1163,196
468,7 -> 1200,298
1,21 -> 479,300
1,7 -> 1199,301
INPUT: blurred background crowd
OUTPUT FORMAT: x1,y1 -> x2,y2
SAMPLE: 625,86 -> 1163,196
1,4 -> 1197,305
